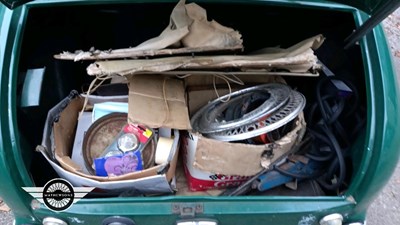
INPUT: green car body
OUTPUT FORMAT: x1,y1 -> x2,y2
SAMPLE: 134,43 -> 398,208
0,0 -> 400,224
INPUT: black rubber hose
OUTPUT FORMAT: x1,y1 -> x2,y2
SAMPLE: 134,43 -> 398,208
307,94 -> 336,124
316,77 -> 332,121
316,125 -> 346,190
308,128 -> 332,146
316,76 -> 360,118
305,152 -> 334,162
326,157 -> 339,178
321,98 -> 350,145
305,77 -> 361,191
317,94 -> 350,145
335,125 -> 350,146
323,99 -> 345,125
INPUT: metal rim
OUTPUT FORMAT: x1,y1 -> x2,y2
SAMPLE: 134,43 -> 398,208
191,83 -> 291,133
82,113 -> 155,175
82,113 -> 128,175
205,90 -> 306,141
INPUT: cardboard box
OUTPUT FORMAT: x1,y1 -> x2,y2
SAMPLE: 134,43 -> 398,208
127,74 -> 286,128
192,115 -> 306,176
181,113 -> 305,191
39,94 -> 179,194
124,73 -> 304,191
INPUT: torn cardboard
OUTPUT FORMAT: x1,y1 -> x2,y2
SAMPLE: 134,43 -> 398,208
182,131 -> 252,191
54,0 -> 243,61
86,35 -> 324,76
128,75 -> 191,129
192,114 -> 306,177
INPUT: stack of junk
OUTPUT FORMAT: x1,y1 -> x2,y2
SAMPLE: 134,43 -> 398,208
37,0 -> 362,197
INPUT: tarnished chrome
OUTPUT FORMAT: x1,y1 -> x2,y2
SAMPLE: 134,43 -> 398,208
176,219 -> 218,225
42,217 -> 68,225
30,199 -> 41,210
191,83 -> 290,133
172,202 -> 204,217
319,213 -> 343,225
206,90 -> 305,141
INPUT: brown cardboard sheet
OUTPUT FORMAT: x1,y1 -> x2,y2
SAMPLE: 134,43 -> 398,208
128,75 -> 191,129
86,35 -> 324,76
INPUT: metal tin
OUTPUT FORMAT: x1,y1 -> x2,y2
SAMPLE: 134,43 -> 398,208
82,113 -> 155,175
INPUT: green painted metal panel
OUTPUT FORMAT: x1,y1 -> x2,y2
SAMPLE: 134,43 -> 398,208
0,5 -> 38,223
0,0 -> 399,224
338,10 -> 400,221
29,197 -> 355,225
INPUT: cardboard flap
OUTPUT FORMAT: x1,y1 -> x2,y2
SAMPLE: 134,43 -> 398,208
53,97 -> 83,160
128,75 -> 191,129
194,136 -> 266,176
193,114 -> 306,176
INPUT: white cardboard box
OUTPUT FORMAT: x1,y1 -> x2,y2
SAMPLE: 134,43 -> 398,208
39,94 -> 179,194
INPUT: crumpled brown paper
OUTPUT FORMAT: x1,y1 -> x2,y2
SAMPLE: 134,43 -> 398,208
54,0 -> 243,61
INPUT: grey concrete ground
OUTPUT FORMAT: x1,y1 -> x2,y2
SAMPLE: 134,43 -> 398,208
367,163 -> 400,225
0,211 -> 13,225
0,7 -> 400,225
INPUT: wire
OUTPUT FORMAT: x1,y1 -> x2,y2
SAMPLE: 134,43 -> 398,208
298,77 -> 363,192
316,125 -> 346,190
305,152 -> 334,161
